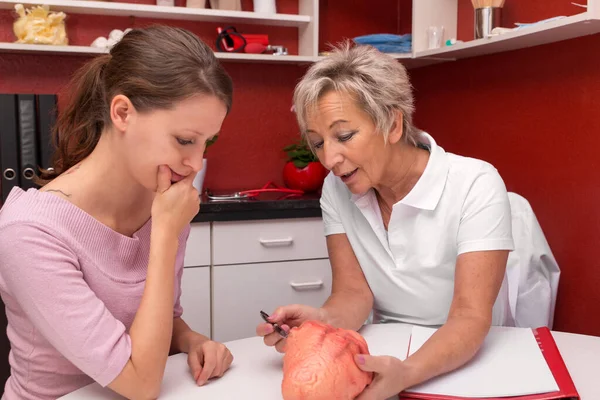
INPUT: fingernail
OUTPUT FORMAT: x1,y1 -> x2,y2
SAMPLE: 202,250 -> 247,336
356,355 -> 365,365
197,379 -> 205,386
269,313 -> 278,320
266,324 -> 274,333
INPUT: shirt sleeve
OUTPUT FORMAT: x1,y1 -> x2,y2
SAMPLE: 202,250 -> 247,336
457,165 -> 515,255
0,223 -> 131,387
320,173 -> 346,236
173,224 -> 191,319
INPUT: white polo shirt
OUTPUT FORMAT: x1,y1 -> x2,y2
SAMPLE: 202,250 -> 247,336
320,132 -> 515,326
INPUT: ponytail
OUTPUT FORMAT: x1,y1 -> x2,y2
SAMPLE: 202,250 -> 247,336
38,54 -> 111,184
38,26 -> 232,184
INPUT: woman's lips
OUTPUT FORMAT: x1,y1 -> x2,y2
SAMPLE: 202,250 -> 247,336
341,168 -> 358,183
170,170 -> 185,183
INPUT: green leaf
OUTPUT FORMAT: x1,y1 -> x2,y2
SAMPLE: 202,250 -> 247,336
204,135 -> 218,155
206,135 -> 218,147
283,137 -> 318,163
293,160 -> 309,168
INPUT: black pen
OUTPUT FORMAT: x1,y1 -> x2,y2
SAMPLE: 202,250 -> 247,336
260,310 -> 288,338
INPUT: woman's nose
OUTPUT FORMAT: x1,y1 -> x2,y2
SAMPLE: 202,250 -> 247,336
186,152 -> 205,173
321,142 -> 342,170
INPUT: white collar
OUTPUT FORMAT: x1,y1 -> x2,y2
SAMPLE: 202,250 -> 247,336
351,132 -> 449,211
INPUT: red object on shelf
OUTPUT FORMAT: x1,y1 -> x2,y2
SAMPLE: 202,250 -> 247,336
216,26 -> 269,52
283,161 -> 328,192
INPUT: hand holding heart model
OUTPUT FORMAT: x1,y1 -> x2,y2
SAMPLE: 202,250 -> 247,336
282,320 -> 373,400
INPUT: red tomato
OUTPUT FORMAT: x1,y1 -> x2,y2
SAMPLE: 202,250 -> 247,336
283,161 -> 328,192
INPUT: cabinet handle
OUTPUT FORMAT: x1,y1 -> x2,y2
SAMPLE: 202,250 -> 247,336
259,237 -> 293,247
290,280 -> 324,290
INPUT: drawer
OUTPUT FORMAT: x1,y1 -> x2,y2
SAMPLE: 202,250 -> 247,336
183,223 -> 211,267
212,259 -> 332,342
179,266 -> 211,338
212,218 -> 328,265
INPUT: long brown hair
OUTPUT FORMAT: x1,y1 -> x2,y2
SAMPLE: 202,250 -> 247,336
39,25 -> 233,184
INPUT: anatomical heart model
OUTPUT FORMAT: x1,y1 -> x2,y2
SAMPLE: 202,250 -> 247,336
282,320 -> 373,400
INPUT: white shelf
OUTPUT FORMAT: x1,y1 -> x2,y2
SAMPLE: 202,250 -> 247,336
0,42 -> 319,63
390,53 -> 413,60
0,0 -> 311,27
0,42 -> 106,55
216,52 -> 316,63
415,12 -> 600,65
2,2 -> 600,68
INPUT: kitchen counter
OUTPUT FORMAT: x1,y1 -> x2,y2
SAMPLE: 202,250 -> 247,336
192,192 -> 322,222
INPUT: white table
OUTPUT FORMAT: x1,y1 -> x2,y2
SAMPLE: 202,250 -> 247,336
60,324 -> 600,400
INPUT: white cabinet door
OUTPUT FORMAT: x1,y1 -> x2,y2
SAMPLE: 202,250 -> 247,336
212,259 -> 332,342
184,223 -> 211,268
212,218 -> 328,265
180,266 -> 211,338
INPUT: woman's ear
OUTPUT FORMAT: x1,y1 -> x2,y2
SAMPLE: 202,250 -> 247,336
110,94 -> 135,132
387,112 -> 404,145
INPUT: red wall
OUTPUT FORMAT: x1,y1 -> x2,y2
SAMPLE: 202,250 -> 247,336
410,1 -> 600,336
1,0 -> 598,335
0,0 -> 401,191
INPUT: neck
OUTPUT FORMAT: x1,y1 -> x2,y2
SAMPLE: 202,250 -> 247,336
62,131 -> 154,236
374,142 -> 428,209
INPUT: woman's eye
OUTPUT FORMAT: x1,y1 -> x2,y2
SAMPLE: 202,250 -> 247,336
312,141 -> 324,149
339,131 -> 357,142
177,138 -> 195,146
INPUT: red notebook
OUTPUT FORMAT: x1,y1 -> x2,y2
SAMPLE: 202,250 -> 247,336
397,327 -> 579,400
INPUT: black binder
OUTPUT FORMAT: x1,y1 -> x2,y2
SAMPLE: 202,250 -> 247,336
0,94 -> 21,203
17,94 -> 39,190
36,94 -> 58,171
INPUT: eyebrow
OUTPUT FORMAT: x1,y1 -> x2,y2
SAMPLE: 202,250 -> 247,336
181,129 -> 203,136
182,129 -> 221,138
330,119 -> 349,129
306,119 -> 349,134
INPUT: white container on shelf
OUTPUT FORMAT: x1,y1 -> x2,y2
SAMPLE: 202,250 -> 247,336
209,0 -> 241,11
253,0 -> 276,14
186,0 -> 206,8
156,0 -> 174,6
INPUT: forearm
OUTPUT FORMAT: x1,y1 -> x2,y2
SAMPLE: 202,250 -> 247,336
321,288 -> 373,331
128,229 -> 179,383
170,317 -> 209,355
401,315 -> 491,390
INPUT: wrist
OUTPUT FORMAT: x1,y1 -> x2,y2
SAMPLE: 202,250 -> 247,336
400,356 -> 423,390
182,331 -> 209,353
318,307 -> 332,325
151,224 -> 179,246
152,221 -> 179,239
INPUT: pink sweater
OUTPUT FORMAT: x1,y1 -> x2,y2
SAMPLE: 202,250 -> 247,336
0,187 -> 190,399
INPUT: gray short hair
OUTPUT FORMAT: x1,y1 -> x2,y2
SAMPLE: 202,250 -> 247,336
293,41 -> 417,147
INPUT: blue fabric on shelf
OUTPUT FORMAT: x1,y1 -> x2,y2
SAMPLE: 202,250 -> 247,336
353,33 -> 412,53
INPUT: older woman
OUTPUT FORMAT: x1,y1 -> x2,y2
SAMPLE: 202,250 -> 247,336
256,42 -> 514,399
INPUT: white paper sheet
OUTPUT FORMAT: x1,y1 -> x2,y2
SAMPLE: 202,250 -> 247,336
359,323 -> 412,361
405,326 -> 560,398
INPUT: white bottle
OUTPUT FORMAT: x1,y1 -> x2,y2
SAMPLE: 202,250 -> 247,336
187,0 -> 206,7
253,0 -> 276,14
157,0 -> 175,6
